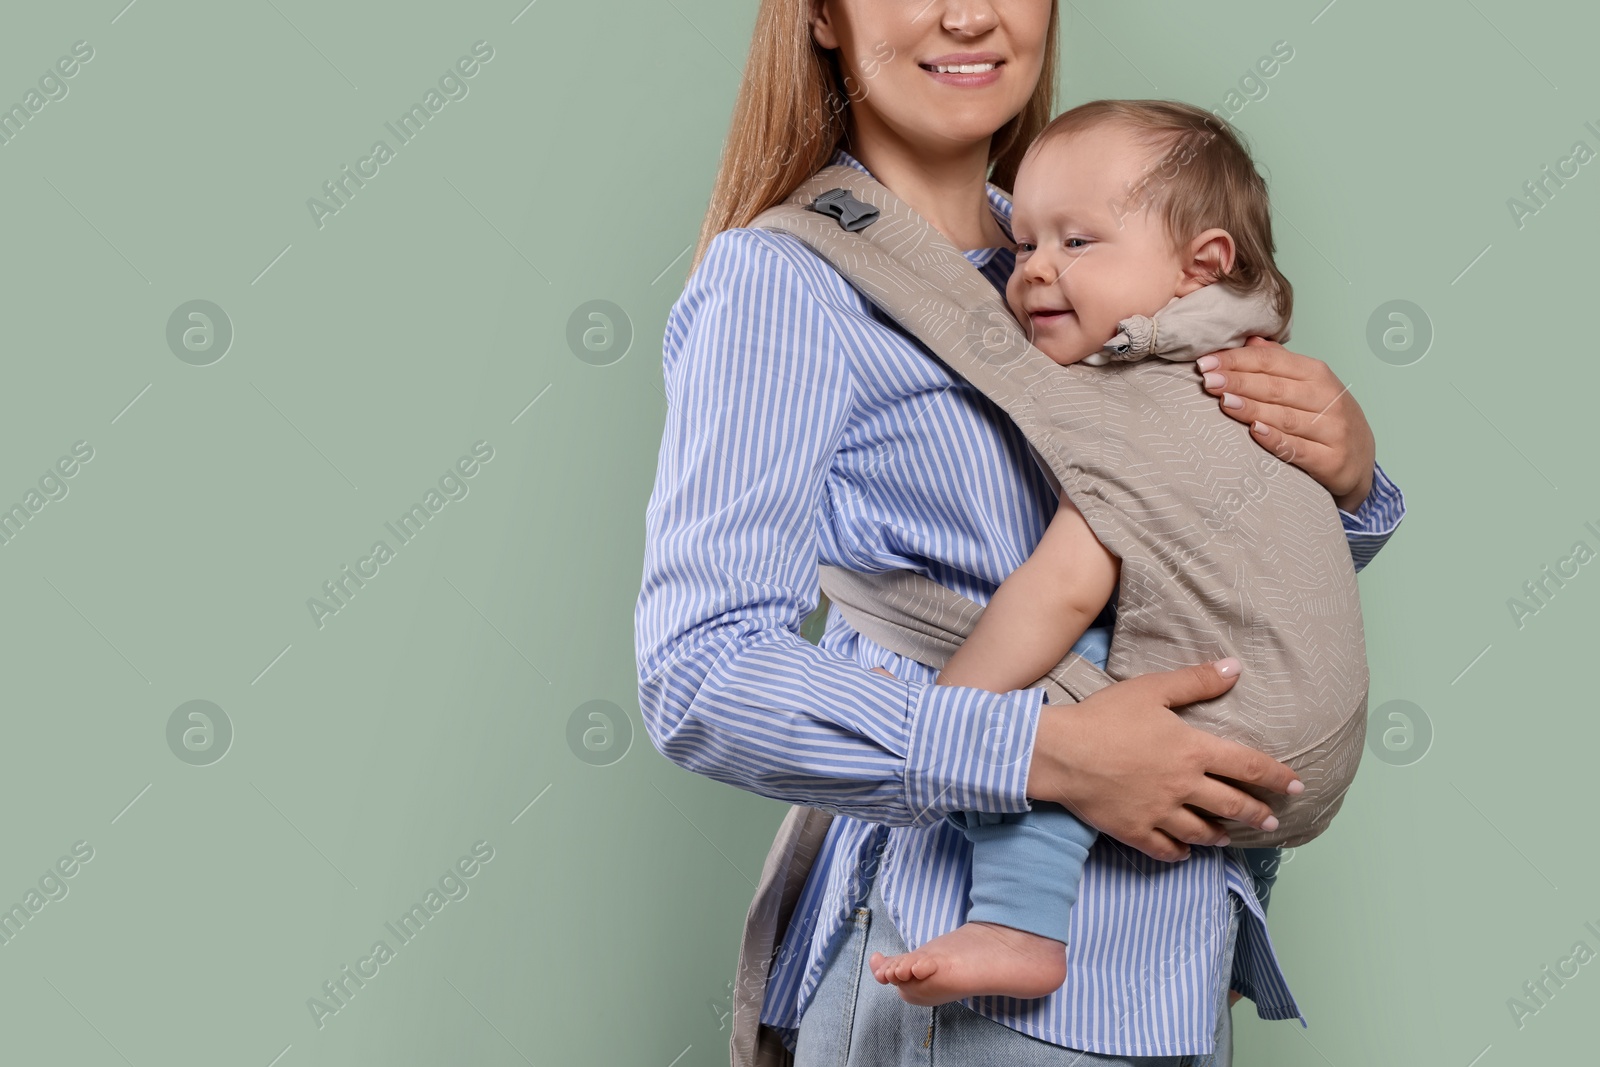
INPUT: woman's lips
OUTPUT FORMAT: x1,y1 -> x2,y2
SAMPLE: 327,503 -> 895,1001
919,58 -> 1004,88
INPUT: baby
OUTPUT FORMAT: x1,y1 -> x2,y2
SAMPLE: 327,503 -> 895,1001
868,100 -> 1308,1005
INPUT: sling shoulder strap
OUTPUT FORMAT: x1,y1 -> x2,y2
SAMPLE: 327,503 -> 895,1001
752,165 -> 1128,701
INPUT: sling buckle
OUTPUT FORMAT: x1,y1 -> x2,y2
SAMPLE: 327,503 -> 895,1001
807,188 -> 880,232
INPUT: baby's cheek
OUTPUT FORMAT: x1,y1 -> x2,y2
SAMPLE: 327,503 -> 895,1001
1004,277 -> 1025,322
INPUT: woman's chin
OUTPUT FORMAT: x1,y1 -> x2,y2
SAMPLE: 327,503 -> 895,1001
897,99 -> 1033,150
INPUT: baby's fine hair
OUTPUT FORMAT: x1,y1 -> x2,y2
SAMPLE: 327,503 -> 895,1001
1026,99 -> 1293,323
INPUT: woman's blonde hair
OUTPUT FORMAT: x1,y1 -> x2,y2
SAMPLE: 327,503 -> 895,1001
690,0 -> 1059,271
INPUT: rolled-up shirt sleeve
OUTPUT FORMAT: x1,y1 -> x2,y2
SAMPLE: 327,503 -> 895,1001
634,228 -> 1043,828
1338,461 -> 1406,572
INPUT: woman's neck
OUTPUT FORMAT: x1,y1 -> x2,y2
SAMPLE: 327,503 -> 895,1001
845,122 -> 1009,253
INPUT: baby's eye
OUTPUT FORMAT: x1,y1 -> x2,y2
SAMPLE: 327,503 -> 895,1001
1016,241 -> 1036,254
1064,237 -> 1089,249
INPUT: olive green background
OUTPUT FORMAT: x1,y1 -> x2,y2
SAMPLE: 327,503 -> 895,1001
0,0 -> 1593,1064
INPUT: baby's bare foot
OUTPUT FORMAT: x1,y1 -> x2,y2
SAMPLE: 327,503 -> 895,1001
867,920 -> 1067,1006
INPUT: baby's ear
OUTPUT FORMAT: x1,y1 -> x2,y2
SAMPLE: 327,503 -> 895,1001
1182,228 -> 1236,288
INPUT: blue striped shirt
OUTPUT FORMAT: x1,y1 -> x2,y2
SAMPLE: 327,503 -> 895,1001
635,148 -> 1406,1056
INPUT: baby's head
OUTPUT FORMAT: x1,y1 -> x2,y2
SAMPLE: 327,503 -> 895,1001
1005,99 -> 1292,366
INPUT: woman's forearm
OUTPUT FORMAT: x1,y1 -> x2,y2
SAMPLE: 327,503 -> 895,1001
638,618 -> 1043,828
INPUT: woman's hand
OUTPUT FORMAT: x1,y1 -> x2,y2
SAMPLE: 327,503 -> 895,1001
1025,658 -> 1303,863
1196,336 -> 1376,513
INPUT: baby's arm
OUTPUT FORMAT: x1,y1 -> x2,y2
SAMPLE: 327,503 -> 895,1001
935,493 -> 1119,693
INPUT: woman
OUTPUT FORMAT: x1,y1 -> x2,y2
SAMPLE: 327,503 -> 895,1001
634,1 -> 1404,1063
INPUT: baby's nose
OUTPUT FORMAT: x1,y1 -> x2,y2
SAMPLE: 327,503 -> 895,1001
1026,258 -> 1058,284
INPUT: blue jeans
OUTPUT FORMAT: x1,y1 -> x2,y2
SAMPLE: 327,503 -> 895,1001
792,868 -> 1237,1067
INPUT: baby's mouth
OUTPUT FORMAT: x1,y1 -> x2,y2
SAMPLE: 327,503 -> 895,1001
1029,308 -> 1075,325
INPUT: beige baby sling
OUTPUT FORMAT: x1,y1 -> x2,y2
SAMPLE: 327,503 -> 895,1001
726,165 -> 1370,1067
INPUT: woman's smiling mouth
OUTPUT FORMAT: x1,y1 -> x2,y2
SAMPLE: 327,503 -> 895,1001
920,53 -> 1004,86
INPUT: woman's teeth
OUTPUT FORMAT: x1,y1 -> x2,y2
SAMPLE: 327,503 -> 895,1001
927,62 -> 997,74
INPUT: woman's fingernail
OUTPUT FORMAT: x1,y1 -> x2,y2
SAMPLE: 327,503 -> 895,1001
1203,372 -> 1225,390
1287,779 -> 1305,795
1217,836 -> 1231,847
1215,657 -> 1241,678
1222,392 -> 1243,409
1259,816 -> 1278,832
1196,355 -> 1219,372
1252,420 -> 1270,435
